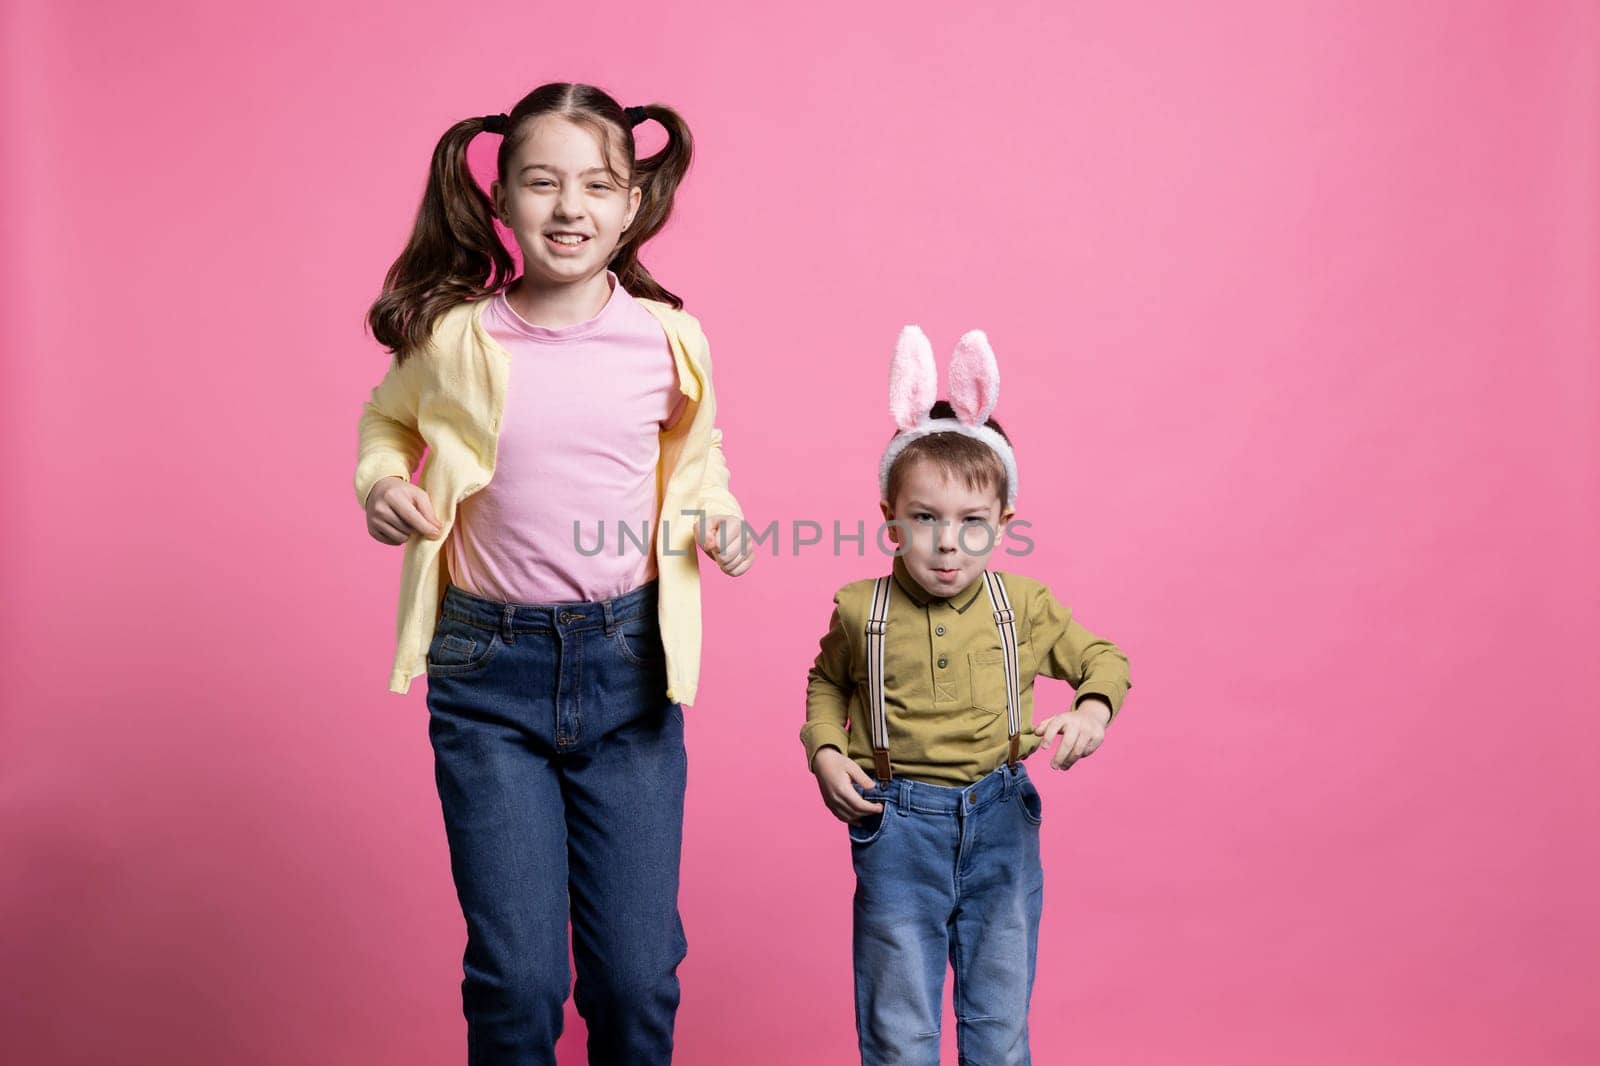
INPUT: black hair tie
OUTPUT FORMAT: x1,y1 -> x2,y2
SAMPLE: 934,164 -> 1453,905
624,105 -> 649,127
482,113 -> 509,135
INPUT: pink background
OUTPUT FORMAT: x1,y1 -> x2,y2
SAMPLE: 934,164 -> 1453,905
5,1 -> 1598,1063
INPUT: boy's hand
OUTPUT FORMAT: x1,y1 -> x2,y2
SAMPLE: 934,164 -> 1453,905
365,476 -> 442,545
810,747 -> 884,823
1033,699 -> 1112,771
699,514 -> 755,577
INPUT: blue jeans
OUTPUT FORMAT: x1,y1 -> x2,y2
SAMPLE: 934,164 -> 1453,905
850,762 -> 1045,1066
425,580 -> 686,1066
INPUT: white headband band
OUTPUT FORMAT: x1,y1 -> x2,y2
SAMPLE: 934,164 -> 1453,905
878,326 -> 1019,509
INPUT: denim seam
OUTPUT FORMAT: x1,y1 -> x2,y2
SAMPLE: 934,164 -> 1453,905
555,634 -> 577,749
570,634 -> 583,743
952,913 -> 969,1064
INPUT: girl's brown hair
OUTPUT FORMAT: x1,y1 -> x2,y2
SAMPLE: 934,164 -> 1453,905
885,401 -> 1014,510
368,83 -> 693,361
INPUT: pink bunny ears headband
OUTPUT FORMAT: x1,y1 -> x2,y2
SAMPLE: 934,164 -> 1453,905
879,326 -> 1019,509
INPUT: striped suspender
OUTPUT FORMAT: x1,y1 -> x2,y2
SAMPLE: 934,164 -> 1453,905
864,571 -> 1022,785
866,577 -> 893,784
981,570 -> 1024,769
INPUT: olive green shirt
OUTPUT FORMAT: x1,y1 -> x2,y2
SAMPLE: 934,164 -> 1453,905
803,558 -> 1132,786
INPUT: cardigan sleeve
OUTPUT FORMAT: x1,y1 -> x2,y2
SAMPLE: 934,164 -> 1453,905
685,324 -> 744,522
353,351 -> 427,509
697,426 -> 744,522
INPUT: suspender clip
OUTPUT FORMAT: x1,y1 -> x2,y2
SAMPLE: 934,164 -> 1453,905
872,749 -> 893,784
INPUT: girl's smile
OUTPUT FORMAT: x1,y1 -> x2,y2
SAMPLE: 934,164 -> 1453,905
543,230 -> 594,255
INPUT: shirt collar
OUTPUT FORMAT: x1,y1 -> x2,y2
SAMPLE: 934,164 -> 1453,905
891,556 -> 986,613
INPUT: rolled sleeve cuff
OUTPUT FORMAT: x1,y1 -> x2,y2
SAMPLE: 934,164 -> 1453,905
355,458 -> 412,510
801,722 -> 852,770
1072,684 -> 1125,722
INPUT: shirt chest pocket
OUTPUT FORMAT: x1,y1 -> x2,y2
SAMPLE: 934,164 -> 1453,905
969,641 -> 1034,717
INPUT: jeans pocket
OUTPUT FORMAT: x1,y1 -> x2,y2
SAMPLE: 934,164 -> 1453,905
612,613 -> 665,666
848,797 -> 893,846
1018,778 -> 1044,826
425,616 -> 500,677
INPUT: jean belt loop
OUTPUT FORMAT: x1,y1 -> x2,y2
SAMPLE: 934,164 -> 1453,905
500,604 -> 517,644
602,598 -> 617,636
893,779 -> 909,816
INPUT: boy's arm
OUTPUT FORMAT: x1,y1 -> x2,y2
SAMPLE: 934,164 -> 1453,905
801,594 -> 856,769
1030,584 -> 1132,722
354,352 -> 427,509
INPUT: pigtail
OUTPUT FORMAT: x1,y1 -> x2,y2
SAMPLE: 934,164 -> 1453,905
367,117 -> 516,362
610,103 -> 694,310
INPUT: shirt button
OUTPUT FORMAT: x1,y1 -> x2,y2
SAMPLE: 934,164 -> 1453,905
935,625 -> 946,636
937,657 -> 948,669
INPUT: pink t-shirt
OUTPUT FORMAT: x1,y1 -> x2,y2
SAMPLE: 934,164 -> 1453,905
446,276 -> 686,605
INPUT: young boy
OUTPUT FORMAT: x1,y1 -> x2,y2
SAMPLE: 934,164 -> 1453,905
803,327 -> 1132,1066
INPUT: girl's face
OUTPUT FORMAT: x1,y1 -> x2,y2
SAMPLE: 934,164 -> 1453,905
881,458 -> 1013,600
492,116 -> 642,290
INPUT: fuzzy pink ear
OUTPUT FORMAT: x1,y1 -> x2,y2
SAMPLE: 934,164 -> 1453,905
947,330 -> 999,425
888,325 -> 937,431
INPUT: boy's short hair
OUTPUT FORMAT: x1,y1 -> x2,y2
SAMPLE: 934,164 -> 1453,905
884,400 -> 1013,510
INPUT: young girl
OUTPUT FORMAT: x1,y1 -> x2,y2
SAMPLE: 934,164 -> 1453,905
354,83 -> 754,1065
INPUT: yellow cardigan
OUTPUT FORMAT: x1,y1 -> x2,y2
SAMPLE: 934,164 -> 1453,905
354,297 -> 743,700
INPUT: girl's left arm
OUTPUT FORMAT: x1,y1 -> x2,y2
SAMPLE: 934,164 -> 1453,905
682,315 -> 749,574
696,425 -> 753,576
698,426 -> 743,521
354,352 -> 427,509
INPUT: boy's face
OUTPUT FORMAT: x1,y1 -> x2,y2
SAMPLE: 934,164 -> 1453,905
881,458 -> 1014,600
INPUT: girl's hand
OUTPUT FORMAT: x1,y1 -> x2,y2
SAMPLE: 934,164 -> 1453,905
365,476 -> 443,545
1033,699 -> 1112,771
811,747 -> 884,823
699,514 -> 754,577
